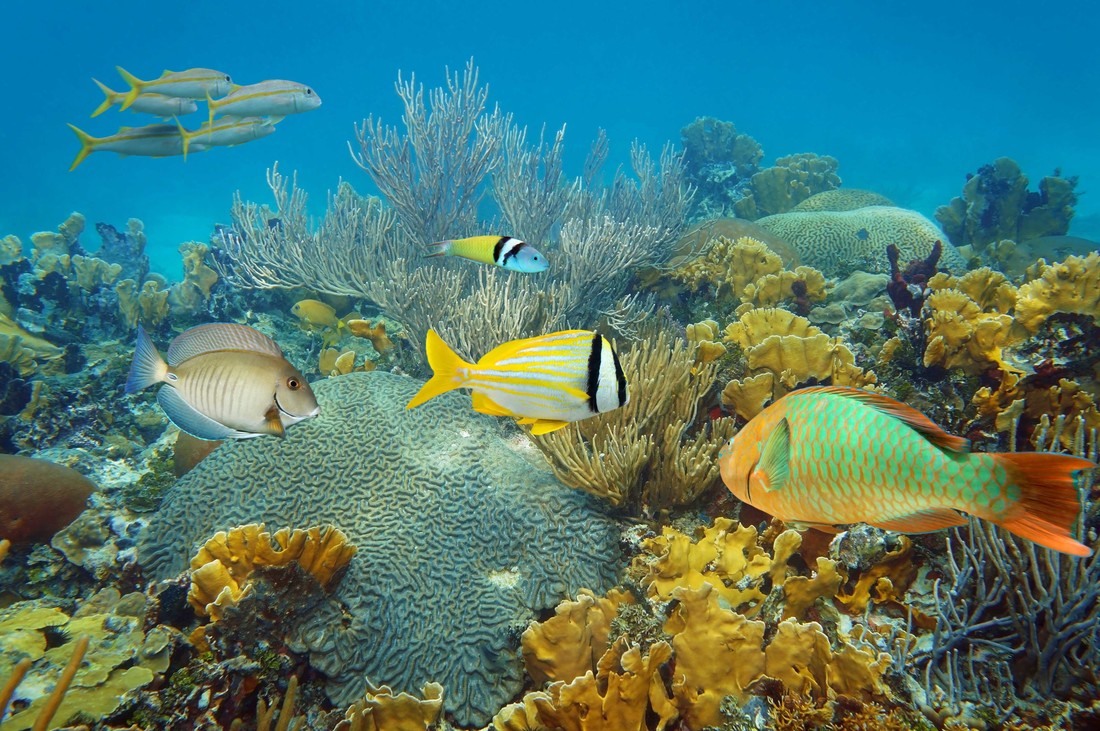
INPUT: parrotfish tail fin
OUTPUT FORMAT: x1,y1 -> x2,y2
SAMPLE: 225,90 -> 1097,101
992,452 -> 1096,557
425,241 -> 451,258
405,329 -> 473,409
90,79 -> 116,117
116,66 -> 143,110
67,124 -> 97,171
126,325 -> 168,394
173,116 -> 192,161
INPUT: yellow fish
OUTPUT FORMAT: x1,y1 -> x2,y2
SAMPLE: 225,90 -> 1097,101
175,116 -> 276,160
207,79 -> 321,127
115,66 -> 235,110
67,123 -> 208,171
91,79 -> 198,118
406,329 -> 627,434
125,323 -> 319,440
428,235 -> 549,273
290,299 -> 339,330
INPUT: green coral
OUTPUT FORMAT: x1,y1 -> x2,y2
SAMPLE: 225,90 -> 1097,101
734,152 -> 842,219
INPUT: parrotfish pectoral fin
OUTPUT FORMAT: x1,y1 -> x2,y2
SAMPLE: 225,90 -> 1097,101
866,508 -> 968,533
472,392 -> 514,417
115,66 -> 144,111
991,452 -> 1095,556
528,419 -> 570,435
406,329 -> 474,410
157,385 -> 252,441
264,404 -> 286,438
758,417 -> 791,492
785,521 -> 843,534
67,124 -> 98,172
125,325 -> 168,393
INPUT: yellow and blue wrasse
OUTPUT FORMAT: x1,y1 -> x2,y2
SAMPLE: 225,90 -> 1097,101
207,79 -> 321,127
428,235 -> 549,273
67,123 -> 208,171
115,67 -> 234,110
126,323 -> 320,441
174,115 -> 276,160
91,79 -> 198,118
406,329 -> 627,434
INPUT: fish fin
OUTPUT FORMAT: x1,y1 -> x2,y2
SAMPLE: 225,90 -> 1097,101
115,66 -> 144,111
866,508 -> 968,533
989,452 -> 1094,556
90,79 -> 116,117
157,385 -> 251,441
471,392 -> 513,417
406,329 -> 474,409
173,116 -> 192,161
528,419 -> 570,435
125,325 -> 168,393
477,330 -> 592,366
66,124 -> 98,171
797,386 -> 970,453
757,417 -> 791,492
426,241 -> 451,258
786,521 -> 843,534
264,404 -> 286,438
207,91 -> 215,128
166,323 -> 284,365
265,115 -> 284,124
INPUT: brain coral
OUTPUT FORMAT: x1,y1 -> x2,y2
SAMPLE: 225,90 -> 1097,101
791,189 -> 895,212
755,205 -> 966,277
138,371 -> 621,726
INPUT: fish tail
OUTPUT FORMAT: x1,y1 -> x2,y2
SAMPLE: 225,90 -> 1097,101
207,91 -> 216,128
987,452 -> 1095,557
116,66 -> 144,111
405,329 -> 473,409
66,124 -> 98,171
90,79 -> 116,117
173,116 -> 192,161
125,325 -> 168,394
425,241 -> 452,258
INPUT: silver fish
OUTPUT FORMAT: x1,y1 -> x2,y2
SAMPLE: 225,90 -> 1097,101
91,79 -> 199,118
116,66 -> 234,109
67,123 -> 209,170
207,79 -> 321,126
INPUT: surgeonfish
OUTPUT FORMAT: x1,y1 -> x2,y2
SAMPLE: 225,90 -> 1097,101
206,80 -> 321,126
115,67 -> 235,110
125,323 -> 320,441
406,329 -> 627,434
174,115 -> 276,160
67,123 -> 208,171
718,386 -> 1095,556
428,236 -> 549,273
91,79 -> 199,118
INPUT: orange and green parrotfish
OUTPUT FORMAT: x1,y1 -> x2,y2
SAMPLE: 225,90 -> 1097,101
718,386 -> 1094,556
115,66 -> 235,110
428,236 -> 549,273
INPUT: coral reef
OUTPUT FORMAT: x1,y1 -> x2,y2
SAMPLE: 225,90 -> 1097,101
680,116 -> 763,220
734,153 -> 842,220
792,188 -> 895,212
0,454 -> 95,544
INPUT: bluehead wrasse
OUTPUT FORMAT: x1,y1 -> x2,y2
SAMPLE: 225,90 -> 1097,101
116,66 -> 234,110
427,235 -> 549,273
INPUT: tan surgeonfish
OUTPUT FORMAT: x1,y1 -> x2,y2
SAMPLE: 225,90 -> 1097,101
125,323 -> 320,440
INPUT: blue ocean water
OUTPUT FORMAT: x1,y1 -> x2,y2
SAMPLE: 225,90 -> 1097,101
2,0 -> 1097,275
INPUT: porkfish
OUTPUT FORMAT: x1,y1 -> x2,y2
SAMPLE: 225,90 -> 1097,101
115,67 -> 234,110
406,329 -> 627,434
91,79 -> 199,118
428,236 -> 549,273
719,386 -> 1095,556
207,80 -> 321,126
125,323 -> 320,441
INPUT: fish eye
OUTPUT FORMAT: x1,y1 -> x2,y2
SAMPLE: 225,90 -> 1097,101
306,88 -> 313,95
224,75 -> 231,81
287,377 -> 301,390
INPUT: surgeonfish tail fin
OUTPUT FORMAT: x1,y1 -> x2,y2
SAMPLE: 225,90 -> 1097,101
126,325 -> 168,394
405,329 -> 472,409
991,451 -> 1095,557
90,79 -> 116,117
115,66 -> 144,110
425,241 -> 451,258
67,124 -> 98,171
173,116 -> 192,161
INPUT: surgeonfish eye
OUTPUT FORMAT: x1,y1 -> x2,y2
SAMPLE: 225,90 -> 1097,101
286,377 -> 302,390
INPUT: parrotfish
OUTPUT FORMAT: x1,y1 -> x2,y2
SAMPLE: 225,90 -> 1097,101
406,329 -> 627,434
91,79 -> 199,118
115,66 -> 235,110
125,323 -> 320,440
206,80 -> 321,126
67,123 -> 208,170
428,236 -> 549,273
174,115 -> 276,159
719,386 -> 1094,556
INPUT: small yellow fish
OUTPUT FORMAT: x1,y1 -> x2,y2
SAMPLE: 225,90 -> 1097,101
125,323 -> 319,440
67,123 -> 208,171
207,79 -> 321,126
115,66 -> 235,110
91,79 -> 199,118
428,235 -> 549,273
407,329 -> 627,434
291,299 -> 339,330
175,116 -> 276,160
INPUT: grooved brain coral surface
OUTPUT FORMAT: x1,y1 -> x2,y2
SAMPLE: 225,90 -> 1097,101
756,205 -> 967,277
138,371 -> 621,727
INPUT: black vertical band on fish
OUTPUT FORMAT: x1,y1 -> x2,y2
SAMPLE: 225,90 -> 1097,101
492,236 -> 510,266
612,344 -> 627,407
499,239 -> 527,267
586,332 -> 603,413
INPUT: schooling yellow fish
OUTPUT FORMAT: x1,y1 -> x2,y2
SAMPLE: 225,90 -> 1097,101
406,329 -> 627,434
207,79 -> 321,126
719,386 -> 1094,556
67,123 -> 207,170
115,67 -> 235,110
428,236 -> 549,273
175,116 -> 276,159
91,79 -> 199,118
125,323 -> 319,440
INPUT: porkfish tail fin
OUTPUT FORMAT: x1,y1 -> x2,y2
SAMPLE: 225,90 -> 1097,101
67,124 -> 98,171
405,329 -> 473,409
125,325 -> 168,394
991,451 -> 1096,557
91,78 -> 116,117
116,66 -> 144,110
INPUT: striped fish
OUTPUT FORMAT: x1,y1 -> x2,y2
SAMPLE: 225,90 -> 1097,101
719,386 -> 1094,556
115,67 -> 234,110
91,79 -> 199,118
174,116 -> 276,159
67,123 -> 208,171
125,323 -> 319,440
427,235 -> 549,273
206,79 -> 321,126
406,329 -> 627,434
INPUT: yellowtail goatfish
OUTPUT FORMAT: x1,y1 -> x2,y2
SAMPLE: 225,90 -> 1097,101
207,80 -> 321,126
428,235 -> 549,273
175,116 -> 276,160
719,386 -> 1094,556
125,323 -> 320,440
406,329 -> 627,434
91,79 -> 198,118
67,123 -> 208,171
115,67 -> 234,110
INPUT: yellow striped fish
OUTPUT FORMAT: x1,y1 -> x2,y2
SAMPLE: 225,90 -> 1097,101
115,67 -> 234,110
91,79 -> 199,118
174,116 -> 277,159
406,329 -> 627,434
125,323 -> 319,440
207,79 -> 321,126
428,235 -> 549,273
67,123 -> 208,171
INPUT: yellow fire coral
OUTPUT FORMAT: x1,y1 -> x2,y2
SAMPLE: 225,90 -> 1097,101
116,277 -> 170,329
922,288 -> 1020,375
521,589 -> 636,685
1014,252 -> 1100,333
336,682 -> 444,731
670,235 -> 785,304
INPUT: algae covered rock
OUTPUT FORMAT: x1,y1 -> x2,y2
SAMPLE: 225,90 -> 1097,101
138,371 -> 621,726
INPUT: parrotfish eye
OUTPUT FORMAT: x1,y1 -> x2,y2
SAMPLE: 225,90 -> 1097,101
286,377 -> 301,390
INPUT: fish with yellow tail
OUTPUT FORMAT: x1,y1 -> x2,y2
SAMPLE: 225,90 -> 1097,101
125,323 -> 320,441
718,386 -> 1094,556
91,79 -> 199,118
207,79 -> 321,127
406,329 -> 627,434
67,123 -> 208,170
115,67 -> 235,110
174,115 -> 276,160
428,236 -> 549,273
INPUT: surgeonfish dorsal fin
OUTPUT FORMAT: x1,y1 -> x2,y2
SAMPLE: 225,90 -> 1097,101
795,386 -> 971,453
157,385 -> 252,441
166,323 -> 284,365
758,417 -> 791,492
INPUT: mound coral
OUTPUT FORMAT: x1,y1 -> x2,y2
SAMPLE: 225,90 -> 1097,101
0,454 -> 95,544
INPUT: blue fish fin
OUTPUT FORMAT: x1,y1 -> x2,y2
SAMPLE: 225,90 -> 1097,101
866,508 -> 968,533
157,385 -> 251,441
528,419 -> 570,435
758,417 -> 791,492
126,326 -> 168,393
